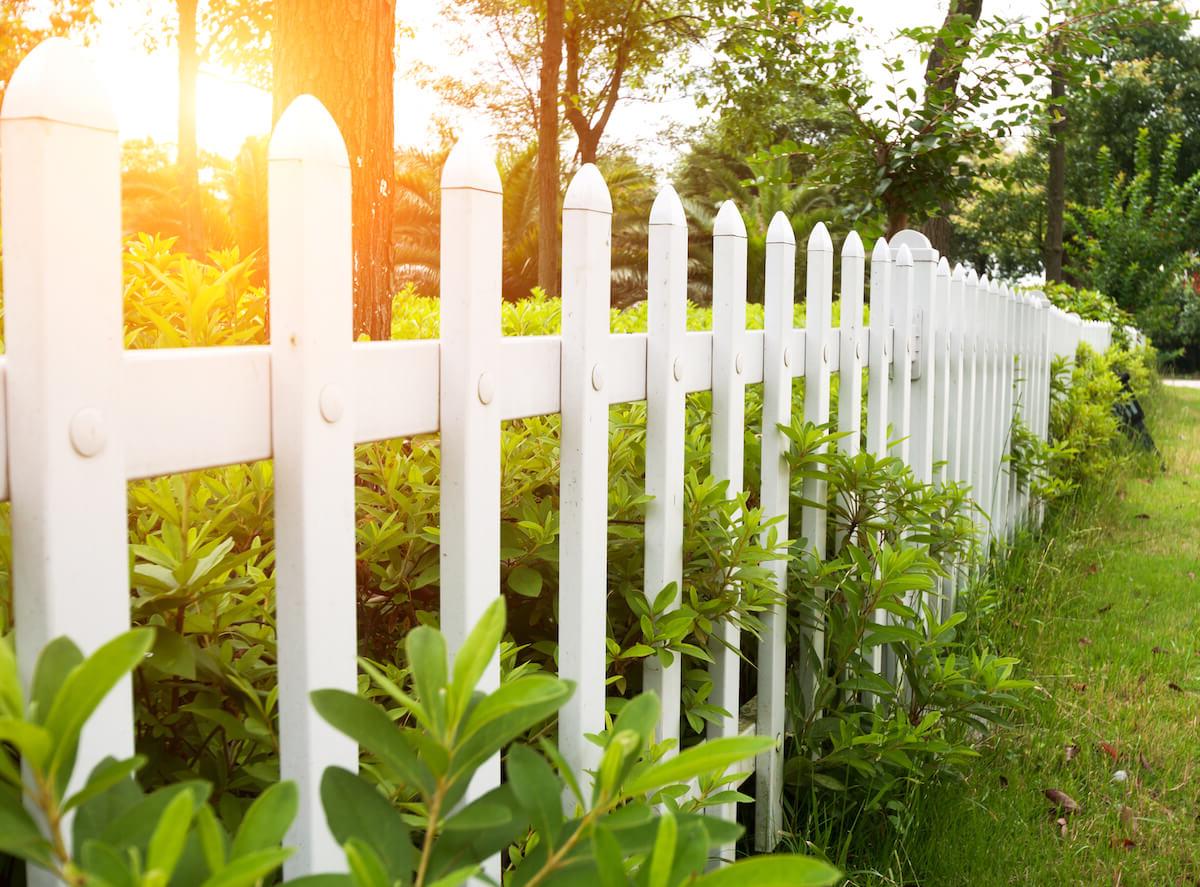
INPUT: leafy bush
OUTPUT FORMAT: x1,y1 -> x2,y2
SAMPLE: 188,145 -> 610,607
0,602 -> 842,886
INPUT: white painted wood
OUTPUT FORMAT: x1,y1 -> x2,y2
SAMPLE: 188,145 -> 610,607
960,269 -> 981,540
865,238 -> 892,460
558,164 -> 613,796
799,222 -> 834,711
887,246 -> 915,466
643,185 -> 689,748
891,231 -> 937,485
707,200 -> 748,846
839,232 -> 866,461
439,137 -> 504,806
0,40 -> 132,833
755,211 -> 796,852
931,258 -> 952,485
267,95 -> 357,874
999,285 -> 1016,539
944,264 -> 967,614
863,237 -> 892,682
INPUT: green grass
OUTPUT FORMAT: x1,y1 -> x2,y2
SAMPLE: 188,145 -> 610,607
861,385 -> 1200,886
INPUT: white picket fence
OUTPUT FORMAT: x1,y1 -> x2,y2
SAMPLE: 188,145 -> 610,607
0,39 -> 1116,877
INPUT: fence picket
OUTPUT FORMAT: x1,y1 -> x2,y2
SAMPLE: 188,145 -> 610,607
707,200 -> 749,844
0,41 -> 132,826
932,259 -> 952,488
268,95 -> 358,874
838,232 -> 866,460
644,186 -> 689,747
755,212 -> 797,851
864,237 -> 892,681
800,223 -> 834,711
558,164 -> 613,796
439,137 -> 504,807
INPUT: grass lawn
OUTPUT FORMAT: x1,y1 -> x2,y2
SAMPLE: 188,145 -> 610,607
864,384 -> 1200,886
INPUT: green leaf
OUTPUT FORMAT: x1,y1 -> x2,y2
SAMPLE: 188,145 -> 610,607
623,736 -> 774,797
425,865 -> 481,887
0,718 -> 52,772
231,780 -> 297,858
610,693 -> 659,747
507,565 -> 544,598
63,755 -> 146,812
344,837 -> 390,887
690,854 -> 842,887
591,823 -> 627,887
29,636 -> 83,723
0,635 -> 22,718
447,597 -> 506,730
79,839 -> 136,887
195,803 -> 229,874
506,745 -> 563,850
198,847 -> 293,887
406,625 -> 448,735
453,676 -> 573,779
646,808 -> 677,887
0,784 -> 53,865
320,767 -> 415,881
310,689 -> 432,793
146,788 -> 196,879
43,629 -> 154,784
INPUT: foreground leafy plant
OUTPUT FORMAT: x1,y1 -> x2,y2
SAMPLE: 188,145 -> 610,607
0,629 -> 295,886
310,597 -> 840,887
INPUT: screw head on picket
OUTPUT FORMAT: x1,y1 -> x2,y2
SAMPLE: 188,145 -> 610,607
783,347 -> 792,368
69,408 -> 107,457
319,385 -> 345,424
735,352 -> 745,374
672,357 -> 684,381
591,364 -> 605,391
477,372 -> 495,405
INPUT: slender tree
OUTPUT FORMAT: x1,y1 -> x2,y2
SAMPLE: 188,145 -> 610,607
273,0 -> 398,340
537,0 -> 564,295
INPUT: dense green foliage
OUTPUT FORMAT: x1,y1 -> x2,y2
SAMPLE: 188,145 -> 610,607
0,602 -> 842,886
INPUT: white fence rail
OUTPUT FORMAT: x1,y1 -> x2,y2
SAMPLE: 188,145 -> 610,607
0,40 -> 1117,875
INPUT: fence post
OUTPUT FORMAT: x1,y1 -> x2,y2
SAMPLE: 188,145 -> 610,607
887,246 -> 916,467
931,259 -> 952,487
558,163 -> 613,798
865,238 -> 892,461
891,232 -> 937,484
439,137 -> 503,804
0,41 -> 132,818
944,264 -> 967,613
755,211 -> 796,852
961,269 -> 981,547
864,237 -> 892,683
644,185 -> 689,747
268,95 -> 357,874
800,223 -> 834,712
708,200 -> 748,843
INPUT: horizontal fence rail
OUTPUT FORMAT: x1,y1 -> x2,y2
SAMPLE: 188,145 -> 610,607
0,39 -> 1122,877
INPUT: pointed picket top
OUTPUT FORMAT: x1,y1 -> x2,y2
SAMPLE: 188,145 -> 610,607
807,221 -> 833,253
978,273 -> 991,291
713,199 -> 747,238
269,95 -> 349,167
964,267 -> 979,285
895,243 -> 913,267
936,257 -> 951,278
649,184 -> 686,227
563,163 -> 612,214
842,229 -> 864,258
766,210 -> 795,245
0,38 -> 117,131
870,236 -> 890,263
442,134 -> 502,193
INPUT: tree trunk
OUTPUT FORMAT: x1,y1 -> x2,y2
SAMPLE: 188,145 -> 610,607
177,0 -> 202,255
273,0 -> 397,340
916,0 -> 983,256
537,0 -> 563,297
1044,61 -> 1068,283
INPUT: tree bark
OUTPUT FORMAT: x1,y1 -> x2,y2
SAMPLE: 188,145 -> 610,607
537,0 -> 563,296
177,0 -> 202,255
562,7 -> 631,165
916,0 -> 984,258
273,0 -> 397,340
1044,60 -> 1068,283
